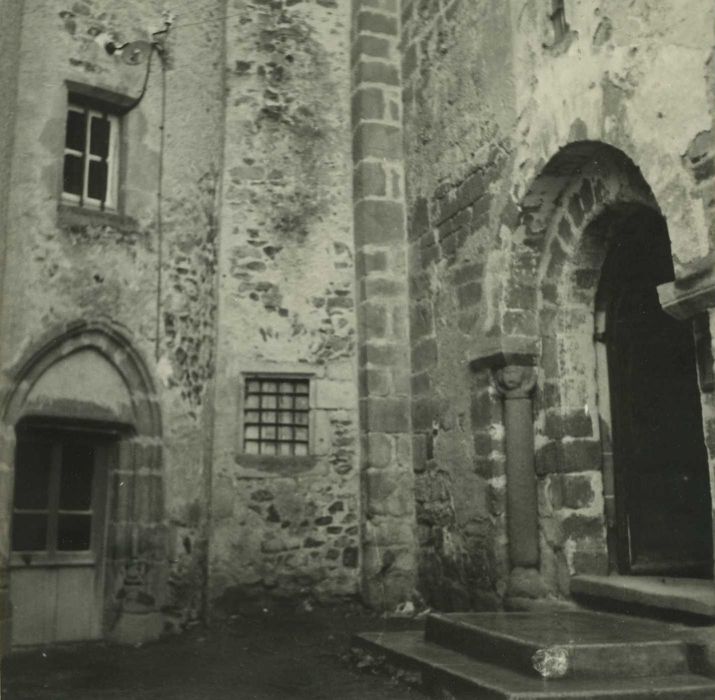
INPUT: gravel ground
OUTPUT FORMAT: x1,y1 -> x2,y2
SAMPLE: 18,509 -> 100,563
2,602 -> 427,700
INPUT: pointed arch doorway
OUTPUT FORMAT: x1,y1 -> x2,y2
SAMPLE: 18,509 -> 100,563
598,209 -> 713,578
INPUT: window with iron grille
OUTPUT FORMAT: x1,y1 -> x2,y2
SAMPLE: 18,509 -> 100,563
550,0 -> 568,41
62,101 -> 119,210
243,377 -> 310,456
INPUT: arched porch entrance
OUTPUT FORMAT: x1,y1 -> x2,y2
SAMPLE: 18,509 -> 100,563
491,141 -> 715,597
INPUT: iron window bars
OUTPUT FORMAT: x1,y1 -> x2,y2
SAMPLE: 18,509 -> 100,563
243,377 -> 310,456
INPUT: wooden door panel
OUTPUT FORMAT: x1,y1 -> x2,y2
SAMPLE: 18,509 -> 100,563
10,426 -> 113,646
55,566 -> 97,641
10,568 -> 57,646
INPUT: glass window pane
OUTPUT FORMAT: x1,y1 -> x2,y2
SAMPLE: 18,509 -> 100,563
294,443 -> 308,457
89,116 -> 110,158
295,397 -> 309,410
262,381 -> 277,393
278,426 -> 293,440
63,154 -> 83,196
277,442 -> 293,456
57,514 -> 91,551
294,412 -> 309,426
278,411 -> 293,424
12,513 -> 48,551
65,109 -> 86,152
87,159 -> 108,201
262,411 -> 276,424
295,382 -> 309,395
295,428 -> 308,442
13,440 -> 52,510
245,410 -> 260,423
244,440 -> 259,455
245,395 -> 260,409
245,426 -> 259,440
261,395 -> 277,409
278,396 -> 293,409
261,426 -> 276,440
59,442 -> 94,511
279,382 -> 293,394
246,380 -> 261,394
261,441 -> 276,456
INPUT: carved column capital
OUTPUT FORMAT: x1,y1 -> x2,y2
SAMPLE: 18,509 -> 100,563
492,365 -> 537,400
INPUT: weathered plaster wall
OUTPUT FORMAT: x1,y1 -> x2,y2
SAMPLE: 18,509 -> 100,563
209,0 -> 360,609
401,0 -> 715,608
0,0 -> 24,652
0,1 -> 225,639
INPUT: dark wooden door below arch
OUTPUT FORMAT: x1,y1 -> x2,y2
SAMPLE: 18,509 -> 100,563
604,215 -> 713,578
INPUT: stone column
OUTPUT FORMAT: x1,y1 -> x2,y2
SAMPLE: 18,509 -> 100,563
351,0 -> 417,608
492,365 -> 539,569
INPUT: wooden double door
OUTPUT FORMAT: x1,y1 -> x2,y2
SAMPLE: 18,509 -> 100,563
9,424 -> 115,645
604,216 -> 713,578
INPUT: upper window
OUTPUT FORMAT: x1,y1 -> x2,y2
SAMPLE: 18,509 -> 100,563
243,377 -> 310,456
62,102 -> 119,210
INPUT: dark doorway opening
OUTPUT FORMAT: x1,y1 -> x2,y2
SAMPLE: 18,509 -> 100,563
600,209 -> 713,578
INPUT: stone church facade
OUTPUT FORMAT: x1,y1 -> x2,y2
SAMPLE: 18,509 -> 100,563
0,0 -> 714,651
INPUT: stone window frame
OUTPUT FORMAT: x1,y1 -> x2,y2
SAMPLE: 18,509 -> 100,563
236,371 -> 317,468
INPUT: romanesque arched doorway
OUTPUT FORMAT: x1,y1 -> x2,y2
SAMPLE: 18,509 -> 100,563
597,210 -> 712,577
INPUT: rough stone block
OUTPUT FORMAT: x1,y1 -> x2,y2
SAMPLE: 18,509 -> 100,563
409,197 -> 430,241
361,276 -> 404,298
366,432 -> 394,468
354,60 -> 399,86
411,337 -> 438,372
411,371 -> 432,396
356,11 -> 398,36
560,514 -> 605,540
362,397 -> 411,432
457,281 -> 483,309
359,301 -> 389,338
549,473 -> 596,510
351,87 -> 385,121
315,379 -> 356,409
359,340 -> 400,367
353,122 -> 402,160
535,439 -> 602,475
359,367 -> 391,396
356,248 -> 388,276
411,397 -> 435,431
354,200 -> 405,245
351,34 -> 391,63
410,302 -> 434,339
353,161 -> 387,198
365,469 -> 416,517
545,410 -> 593,439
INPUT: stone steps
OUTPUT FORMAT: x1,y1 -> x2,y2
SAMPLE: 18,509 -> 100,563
353,610 -> 715,699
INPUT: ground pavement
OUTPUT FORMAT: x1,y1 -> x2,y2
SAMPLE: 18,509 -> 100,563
2,603 -> 425,700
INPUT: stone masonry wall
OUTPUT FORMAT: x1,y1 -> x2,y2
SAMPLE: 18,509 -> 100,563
402,0 -> 517,610
0,1 -> 225,638
401,0 -> 715,608
208,1 -> 361,610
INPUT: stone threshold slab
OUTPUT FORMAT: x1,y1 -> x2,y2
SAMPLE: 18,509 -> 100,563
354,630 -> 715,699
571,575 -> 715,618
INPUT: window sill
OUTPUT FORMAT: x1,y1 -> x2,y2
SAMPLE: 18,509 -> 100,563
57,203 -> 139,234
235,454 -> 317,473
